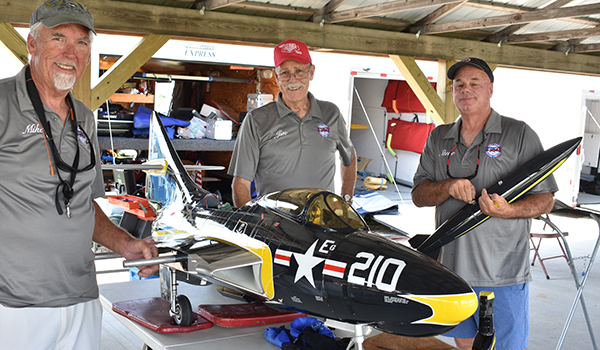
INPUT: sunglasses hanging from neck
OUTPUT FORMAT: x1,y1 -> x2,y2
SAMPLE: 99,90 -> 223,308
24,65 -> 95,218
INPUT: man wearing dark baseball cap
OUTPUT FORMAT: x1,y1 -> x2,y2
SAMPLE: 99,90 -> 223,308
0,1 -> 158,348
412,57 -> 556,350
229,39 -> 357,207
447,57 -> 494,82
30,0 -> 96,34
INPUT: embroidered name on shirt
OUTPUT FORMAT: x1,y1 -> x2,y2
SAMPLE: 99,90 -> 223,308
439,149 -> 454,157
274,130 -> 288,140
22,123 -> 44,135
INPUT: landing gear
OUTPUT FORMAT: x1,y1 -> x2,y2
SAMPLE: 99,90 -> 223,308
160,265 -> 194,326
173,295 -> 193,326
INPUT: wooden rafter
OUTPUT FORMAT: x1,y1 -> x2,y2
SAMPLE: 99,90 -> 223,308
327,0 -> 465,24
506,27 -> 600,44
310,0 -> 348,23
91,34 -> 171,111
2,0 -> 600,76
405,0 -> 468,32
573,43 -> 600,53
0,22 -> 28,65
202,0 -> 245,10
483,0 -> 579,43
424,3 -> 600,34
389,55 -> 446,125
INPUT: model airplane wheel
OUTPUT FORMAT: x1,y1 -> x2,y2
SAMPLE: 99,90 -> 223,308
173,295 -> 193,326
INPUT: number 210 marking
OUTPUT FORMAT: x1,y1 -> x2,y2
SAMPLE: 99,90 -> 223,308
347,252 -> 406,292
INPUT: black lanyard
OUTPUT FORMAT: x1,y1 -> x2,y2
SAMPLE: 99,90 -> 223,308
24,65 -> 95,217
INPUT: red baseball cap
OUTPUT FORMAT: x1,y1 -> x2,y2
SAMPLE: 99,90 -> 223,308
274,39 -> 312,68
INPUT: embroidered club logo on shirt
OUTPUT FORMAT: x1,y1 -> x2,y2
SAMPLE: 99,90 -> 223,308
485,142 -> 502,158
77,126 -> 88,146
317,123 -> 330,138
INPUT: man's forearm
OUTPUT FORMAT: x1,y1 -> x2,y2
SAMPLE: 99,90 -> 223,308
92,201 -> 135,257
508,192 -> 554,219
340,151 -> 357,196
411,179 -> 455,207
232,177 -> 253,207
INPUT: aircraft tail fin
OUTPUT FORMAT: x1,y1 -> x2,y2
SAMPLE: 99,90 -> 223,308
146,111 -> 220,208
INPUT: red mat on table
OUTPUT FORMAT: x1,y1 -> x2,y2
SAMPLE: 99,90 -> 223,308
198,303 -> 306,327
113,297 -> 213,333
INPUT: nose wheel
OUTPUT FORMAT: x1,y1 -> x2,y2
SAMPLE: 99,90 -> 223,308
160,265 -> 194,326
173,295 -> 193,326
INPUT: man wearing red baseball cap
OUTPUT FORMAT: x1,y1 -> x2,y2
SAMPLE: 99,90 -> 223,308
229,39 -> 357,206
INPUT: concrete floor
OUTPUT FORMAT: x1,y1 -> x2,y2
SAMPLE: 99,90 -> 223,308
98,185 -> 600,350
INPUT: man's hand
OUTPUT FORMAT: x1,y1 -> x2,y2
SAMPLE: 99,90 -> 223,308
122,239 -> 159,278
448,179 -> 476,204
479,190 -> 554,220
479,188 -> 513,218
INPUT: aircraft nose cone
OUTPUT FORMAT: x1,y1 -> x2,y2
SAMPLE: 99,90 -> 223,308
323,232 -> 478,336
406,291 -> 478,327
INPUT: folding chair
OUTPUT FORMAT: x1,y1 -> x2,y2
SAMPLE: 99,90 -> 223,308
530,214 -> 570,279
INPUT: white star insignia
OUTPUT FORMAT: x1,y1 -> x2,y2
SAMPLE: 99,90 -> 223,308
293,240 -> 324,288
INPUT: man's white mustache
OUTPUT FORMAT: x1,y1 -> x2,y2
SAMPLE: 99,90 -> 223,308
283,83 -> 305,90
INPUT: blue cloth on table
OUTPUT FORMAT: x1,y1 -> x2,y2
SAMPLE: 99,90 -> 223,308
352,190 -> 399,216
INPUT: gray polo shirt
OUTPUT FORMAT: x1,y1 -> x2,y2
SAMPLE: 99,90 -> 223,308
228,92 -> 354,196
0,65 -> 105,308
413,109 -> 558,287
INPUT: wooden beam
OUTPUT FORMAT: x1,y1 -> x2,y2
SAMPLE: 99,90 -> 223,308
389,55 -> 446,125
0,22 -> 28,65
405,0 -> 468,32
310,0 -> 348,23
2,0 -> 600,76
72,64 -> 92,109
425,3 -> 600,34
506,26 -> 600,44
572,43 -> 600,53
91,34 -> 171,111
483,0 -> 582,43
203,0 -> 244,10
437,59 -> 458,124
228,2 -> 412,27
328,0 -> 465,24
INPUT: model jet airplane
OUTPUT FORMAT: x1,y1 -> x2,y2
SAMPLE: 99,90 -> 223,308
123,113 -> 479,338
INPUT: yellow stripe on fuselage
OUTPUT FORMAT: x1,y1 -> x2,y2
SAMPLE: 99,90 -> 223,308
405,292 -> 478,326
154,223 -> 274,299
453,158 -> 567,241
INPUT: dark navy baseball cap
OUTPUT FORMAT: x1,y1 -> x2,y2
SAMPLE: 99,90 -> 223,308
447,57 -> 494,82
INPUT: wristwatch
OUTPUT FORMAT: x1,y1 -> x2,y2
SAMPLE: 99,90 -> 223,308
343,194 -> 352,202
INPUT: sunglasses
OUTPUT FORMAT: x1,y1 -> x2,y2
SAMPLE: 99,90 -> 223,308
446,143 -> 480,180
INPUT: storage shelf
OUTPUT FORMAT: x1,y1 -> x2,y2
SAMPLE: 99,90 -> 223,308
110,93 -> 154,104
97,136 -> 235,152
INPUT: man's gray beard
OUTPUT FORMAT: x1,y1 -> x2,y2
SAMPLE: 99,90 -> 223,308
54,72 -> 77,91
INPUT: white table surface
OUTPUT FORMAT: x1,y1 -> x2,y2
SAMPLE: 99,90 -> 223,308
99,279 -> 298,350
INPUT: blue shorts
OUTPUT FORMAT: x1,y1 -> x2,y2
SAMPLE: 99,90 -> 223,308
443,283 -> 529,350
